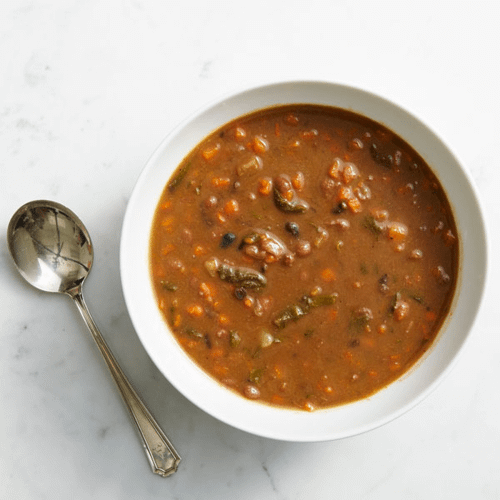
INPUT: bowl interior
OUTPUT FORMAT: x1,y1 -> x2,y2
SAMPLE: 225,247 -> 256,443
120,81 -> 487,441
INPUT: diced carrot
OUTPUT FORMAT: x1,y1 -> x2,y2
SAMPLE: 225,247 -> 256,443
252,135 -> 269,154
342,163 -> 358,184
274,122 -> 280,137
201,143 -> 221,161
218,313 -> 230,325
425,311 -> 437,322
389,361 -> 401,371
187,304 -> 204,317
161,200 -> 172,210
193,245 -> 206,257
211,177 -> 231,188
328,159 -> 342,179
285,113 -> 299,126
368,370 -> 378,378
173,314 -> 181,328
320,268 -> 336,282
271,394 -> 285,405
329,309 -> 338,322
347,197 -> 362,213
161,243 -> 175,255
283,188 -> 294,201
199,281 -> 216,302
387,222 -> 408,240
377,323 -> 387,335
161,215 -> 175,228
257,177 -> 273,196
337,185 -> 353,201
213,364 -> 229,377
292,171 -> 305,191
209,348 -> 225,358
223,199 -> 239,215
179,338 -> 199,349
215,211 -> 227,224
344,350 -> 353,361
234,127 -> 246,140
243,297 -> 254,308
303,401 -> 315,412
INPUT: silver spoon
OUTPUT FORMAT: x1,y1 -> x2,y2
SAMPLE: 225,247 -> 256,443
7,200 -> 181,477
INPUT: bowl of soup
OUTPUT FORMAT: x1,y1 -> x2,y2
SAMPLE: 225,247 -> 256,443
120,81 -> 487,441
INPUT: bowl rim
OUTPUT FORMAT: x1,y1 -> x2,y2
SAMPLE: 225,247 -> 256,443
120,80 -> 489,442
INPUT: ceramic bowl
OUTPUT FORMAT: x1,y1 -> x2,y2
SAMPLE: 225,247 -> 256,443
120,81 -> 487,441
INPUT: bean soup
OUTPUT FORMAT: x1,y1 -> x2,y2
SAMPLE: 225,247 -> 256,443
150,105 -> 458,411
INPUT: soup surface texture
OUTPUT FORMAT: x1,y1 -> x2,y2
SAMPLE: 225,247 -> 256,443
150,105 -> 458,411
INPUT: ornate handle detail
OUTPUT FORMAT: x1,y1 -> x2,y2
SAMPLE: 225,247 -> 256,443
71,289 -> 181,476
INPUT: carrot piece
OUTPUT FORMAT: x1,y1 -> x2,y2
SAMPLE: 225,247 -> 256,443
161,243 -> 175,255
234,127 -> 246,140
211,177 -> 231,188
210,348 -> 225,358
257,177 -> 273,196
252,135 -> 269,154
199,282 -> 216,302
291,171 -> 305,191
223,199 -> 240,215
274,122 -> 281,137
173,314 -> 181,328
342,163 -> 358,184
346,197 -> 362,213
213,364 -> 229,376
215,211 -> 227,224
328,159 -> 342,179
218,313 -> 230,325
202,143 -> 221,161
329,309 -> 338,321
387,222 -> 408,240
187,304 -> 204,317
425,311 -> 437,322
271,394 -> 285,405
303,401 -> 315,412
320,268 -> 336,282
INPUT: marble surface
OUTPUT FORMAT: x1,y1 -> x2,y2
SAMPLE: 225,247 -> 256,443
1,1 -> 499,498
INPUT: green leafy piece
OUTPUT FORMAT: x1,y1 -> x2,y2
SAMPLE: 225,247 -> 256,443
363,215 -> 383,236
248,368 -> 264,384
273,188 -> 309,213
160,280 -> 178,291
185,327 -> 204,338
229,330 -> 241,347
167,161 -> 191,192
273,293 -> 338,329
217,262 -> 267,290
273,303 -> 307,329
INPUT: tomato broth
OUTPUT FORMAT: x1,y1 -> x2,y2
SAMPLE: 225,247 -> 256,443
150,105 -> 458,411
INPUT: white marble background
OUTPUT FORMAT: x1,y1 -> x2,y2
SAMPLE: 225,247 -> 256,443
1,1 -> 499,499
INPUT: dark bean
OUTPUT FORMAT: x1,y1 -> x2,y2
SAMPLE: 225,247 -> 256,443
332,201 -> 347,214
234,287 -> 247,300
285,221 -> 300,237
349,338 -> 360,347
370,143 -> 394,169
220,232 -> 236,248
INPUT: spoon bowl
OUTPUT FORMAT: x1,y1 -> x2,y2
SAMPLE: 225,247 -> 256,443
8,200 -> 92,294
7,200 -> 181,476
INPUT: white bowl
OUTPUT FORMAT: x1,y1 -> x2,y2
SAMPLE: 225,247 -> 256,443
120,81 -> 488,442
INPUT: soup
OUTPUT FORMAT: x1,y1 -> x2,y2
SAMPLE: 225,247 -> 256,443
149,105 -> 458,411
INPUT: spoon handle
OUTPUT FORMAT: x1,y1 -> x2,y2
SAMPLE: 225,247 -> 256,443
70,289 -> 181,477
